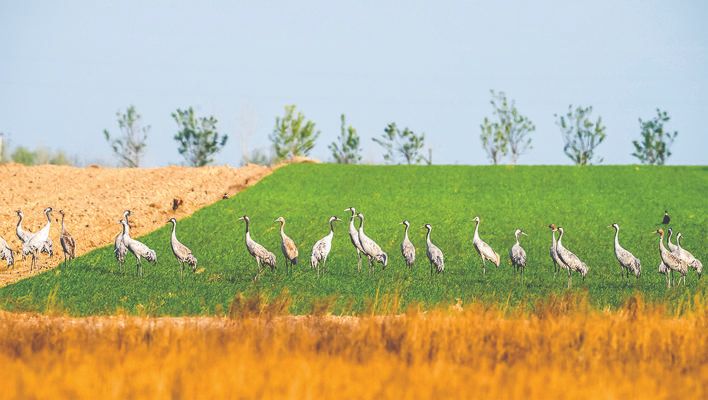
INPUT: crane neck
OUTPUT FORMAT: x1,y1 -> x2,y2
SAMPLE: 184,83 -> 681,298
515,231 -> 520,245
425,227 -> 432,244
45,209 -> 52,224
613,227 -> 620,248
16,213 -> 23,229
403,224 -> 409,240
550,229 -> 557,247
170,221 -> 177,237
122,221 -> 130,238
473,220 -> 480,240
329,219 -> 337,234
557,229 -> 564,246
657,231 -> 668,254
279,220 -> 285,235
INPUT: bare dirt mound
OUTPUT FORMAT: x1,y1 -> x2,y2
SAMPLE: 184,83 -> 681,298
0,160 -> 304,286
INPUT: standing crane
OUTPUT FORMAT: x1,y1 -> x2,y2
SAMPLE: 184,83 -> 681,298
399,221 -> 415,268
120,219 -> 157,278
675,233 -> 703,279
471,216 -> 500,276
58,210 -> 76,267
509,229 -> 527,280
546,224 -> 568,277
310,216 -> 342,278
15,210 -> 32,244
22,207 -> 53,271
275,217 -> 298,274
0,235 -> 14,269
657,227 -> 678,287
607,223 -> 641,284
167,218 -> 198,280
345,207 -> 366,271
356,213 -> 388,274
114,210 -> 131,272
238,215 -> 277,281
652,229 -> 685,288
556,227 -> 588,289
421,224 -> 444,275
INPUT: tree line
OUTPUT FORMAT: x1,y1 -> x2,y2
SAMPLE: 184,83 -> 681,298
0,94 -> 679,167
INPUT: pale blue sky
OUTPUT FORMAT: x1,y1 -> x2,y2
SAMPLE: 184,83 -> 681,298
1,1 -> 706,166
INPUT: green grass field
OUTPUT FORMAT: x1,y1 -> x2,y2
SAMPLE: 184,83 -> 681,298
1,164 -> 706,316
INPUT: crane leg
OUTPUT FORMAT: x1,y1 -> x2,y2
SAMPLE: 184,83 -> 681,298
482,258 -> 486,276
357,251 -> 362,272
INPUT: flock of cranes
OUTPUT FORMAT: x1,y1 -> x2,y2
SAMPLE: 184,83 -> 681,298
0,207 -> 703,289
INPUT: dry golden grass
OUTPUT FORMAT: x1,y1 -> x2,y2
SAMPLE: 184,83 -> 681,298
1,293 -> 707,399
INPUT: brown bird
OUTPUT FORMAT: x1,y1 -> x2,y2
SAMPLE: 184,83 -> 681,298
58,209 -> 76,267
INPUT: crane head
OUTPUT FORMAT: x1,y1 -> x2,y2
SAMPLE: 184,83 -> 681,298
275,217 -> 285,224
471,216 -> 480,223
546,223 -> 556,230
652,229 -> 664,235
167,218 -> 177,225
238,215 -> 249,222
607,223 -> 619,230
345,207 -> 356,214
399,221 -> 409,227
420,224 -> 432,230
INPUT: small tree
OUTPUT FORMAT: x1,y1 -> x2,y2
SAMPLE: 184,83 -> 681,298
11,146 -> 36,166
480,90 -> 535,165
269,105 -> 321,161
103,105 -> 149,168
329,114 -> 362,164
373,123 -> 426,165
172,107 -> 228,167
632,108 -> 678,165
555,105 -> 607,165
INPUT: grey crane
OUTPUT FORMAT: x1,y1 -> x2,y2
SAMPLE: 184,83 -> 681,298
15,210 -> 32,244
120,219 -> 157,278
652,228 -> 685,288
421,224 -> 444,275
59,209 -> 76,267
509,229 -> 527,280
356,213 -> 388,274
22,207 -> 53,271
0,235 -> 14,269
275,217 -> 298,274
546,224 -> 569,277
239,215 -> 277,281
399,221 -> 415,268
676,233 -> 703,279
556,227 -> 588,289
471,216 -> 500,276
167,218 -> 197,280
607,223 -> 641,284
657,227 -> 678,287
345,207 -> 366,271
310,216 -> 342,278
114,210 -> 131,272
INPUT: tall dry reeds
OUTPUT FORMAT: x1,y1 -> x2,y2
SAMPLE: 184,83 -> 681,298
1,293 -> 707,399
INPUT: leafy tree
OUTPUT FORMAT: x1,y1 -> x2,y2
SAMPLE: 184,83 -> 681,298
631,108 -> 678,165
373,123 -> 426,165
103,105 -> 149,168
269,105 -> 321,161
172,107 -> 228,167
555,105 -> 607,165
480,90 -> 535,165
329,114 -> 362,164
11,146 -> 36,165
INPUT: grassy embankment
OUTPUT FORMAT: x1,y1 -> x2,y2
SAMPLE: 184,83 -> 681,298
0,164 -> 706,316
